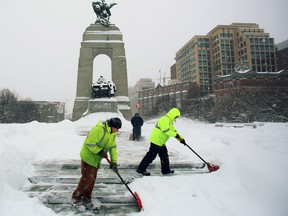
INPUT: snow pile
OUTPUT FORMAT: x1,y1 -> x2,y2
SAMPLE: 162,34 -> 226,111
0,113 -> 288,216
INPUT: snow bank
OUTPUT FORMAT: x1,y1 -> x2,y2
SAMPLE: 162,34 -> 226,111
0,115 -> 288,216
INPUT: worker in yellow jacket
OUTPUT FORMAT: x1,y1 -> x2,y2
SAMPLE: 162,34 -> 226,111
137,108 -> 185,176
71,117 -> 122,210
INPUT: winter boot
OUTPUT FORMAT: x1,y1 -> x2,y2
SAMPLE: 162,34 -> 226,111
136,169 -> 151,176
162,170 -> 174,175
71,198 -> 85,212
71,198 -> 82,207
82,199 -> 100,211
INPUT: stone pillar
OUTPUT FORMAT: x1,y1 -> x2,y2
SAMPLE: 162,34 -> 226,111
72,24 -> 131,121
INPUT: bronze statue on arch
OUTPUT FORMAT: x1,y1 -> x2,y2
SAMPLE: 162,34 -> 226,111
92,0 -> 117,27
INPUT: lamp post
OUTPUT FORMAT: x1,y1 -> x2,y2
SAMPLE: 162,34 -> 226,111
262,38 -> 267,72
197,41 -> 206,97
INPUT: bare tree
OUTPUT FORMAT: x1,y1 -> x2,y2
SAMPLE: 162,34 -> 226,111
0,89 -> 18,123
0,88 -> 38,123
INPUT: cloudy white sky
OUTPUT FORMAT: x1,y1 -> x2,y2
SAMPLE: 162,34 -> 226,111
0,0 -> 287,112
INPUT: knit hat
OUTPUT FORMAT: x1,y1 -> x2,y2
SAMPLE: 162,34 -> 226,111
107,117 -> 122,129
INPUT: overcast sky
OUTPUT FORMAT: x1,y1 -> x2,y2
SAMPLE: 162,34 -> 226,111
0,0 -> 287,113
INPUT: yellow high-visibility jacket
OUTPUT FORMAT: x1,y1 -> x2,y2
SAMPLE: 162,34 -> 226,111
150,108 -> 183,146
80,120 -> 117,168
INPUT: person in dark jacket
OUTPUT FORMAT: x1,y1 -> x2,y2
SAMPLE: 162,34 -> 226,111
131,113 -> 144,141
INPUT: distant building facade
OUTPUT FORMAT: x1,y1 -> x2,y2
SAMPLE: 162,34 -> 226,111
213,69 -> 288,122
276,39 -> 288,70
175,23 -> 277,97
138,82 -> 199,117
136,23 -> 285,122
170,63 -> 177,80
129,78 -> 155,114
137,68 -> 288,122
34,101 -> 65,123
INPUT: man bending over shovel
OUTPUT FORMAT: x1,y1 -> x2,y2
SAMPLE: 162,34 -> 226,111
71,117 -> 122,210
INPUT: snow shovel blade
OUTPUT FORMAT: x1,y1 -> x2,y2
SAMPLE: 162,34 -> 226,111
207,162 -> 220,172
134,192 -> 144,211
105,157 -> 144,211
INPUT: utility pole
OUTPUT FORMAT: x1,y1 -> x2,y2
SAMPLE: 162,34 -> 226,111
158,69 -> 161,85
162,72 -> 171,86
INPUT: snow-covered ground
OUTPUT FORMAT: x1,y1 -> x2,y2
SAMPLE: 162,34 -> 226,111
0,112 -> 288,216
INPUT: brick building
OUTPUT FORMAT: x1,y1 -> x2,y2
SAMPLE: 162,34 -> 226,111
138,82 -> 199,117
129,78 -> 155,115
213,69 -> 288,122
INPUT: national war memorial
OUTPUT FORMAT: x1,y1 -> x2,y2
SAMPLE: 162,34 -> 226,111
73,1 -> 131,121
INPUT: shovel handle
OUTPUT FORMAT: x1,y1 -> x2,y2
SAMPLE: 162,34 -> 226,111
104,157 -> 136,198
104,157 -> 144,211
184,143 -> 209,164
183,143 -> 219,172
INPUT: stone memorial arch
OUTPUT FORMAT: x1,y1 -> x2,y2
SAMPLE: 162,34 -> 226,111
72,24 -> 131,121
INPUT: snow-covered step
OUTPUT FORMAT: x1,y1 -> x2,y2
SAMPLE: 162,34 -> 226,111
32,160 -> 205,170
28,176 -> 133,184
28,192 -> 136,204
46,203 -> 139,215
23,159 -> 206,215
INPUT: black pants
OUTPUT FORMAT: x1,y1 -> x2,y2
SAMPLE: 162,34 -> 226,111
133,127 -> 141,140
137,143 -> 171,174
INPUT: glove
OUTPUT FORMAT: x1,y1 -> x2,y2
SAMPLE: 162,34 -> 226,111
175,134 -> 186,145
110,162 -> 118,172
99,150 -> 107,158
180,138 -> 186,145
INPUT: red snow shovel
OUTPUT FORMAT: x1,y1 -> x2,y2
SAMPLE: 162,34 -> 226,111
183,143 -> 220,172
105,157 -> 144,211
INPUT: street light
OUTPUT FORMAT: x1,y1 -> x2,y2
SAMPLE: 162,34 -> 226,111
262,38 -> 267,72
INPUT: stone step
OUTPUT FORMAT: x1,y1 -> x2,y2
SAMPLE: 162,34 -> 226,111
47,203 -> 139,215
23,160 -> 206,215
